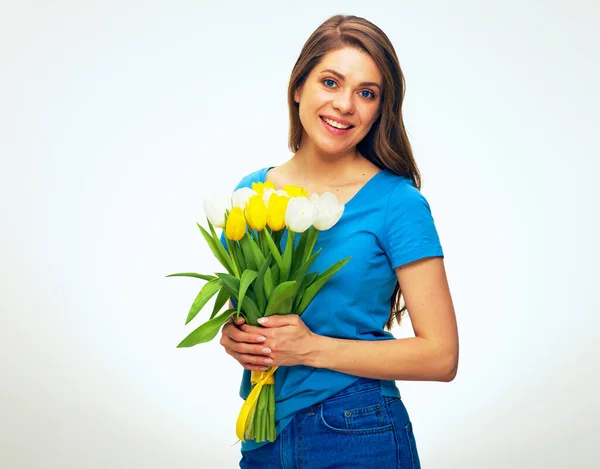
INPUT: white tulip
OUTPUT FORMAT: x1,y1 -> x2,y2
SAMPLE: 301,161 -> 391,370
203,196 -> 232,228
231,187 -> 257,209
284,196 -> 318,233
310,192 -> 345,231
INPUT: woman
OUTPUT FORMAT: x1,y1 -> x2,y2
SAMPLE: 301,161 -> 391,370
220,14 -> 459,469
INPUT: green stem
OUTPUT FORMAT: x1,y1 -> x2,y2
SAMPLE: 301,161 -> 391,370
265,385 -> 271,443
259,388 -> 268,443
258,230 -> 268,257
269,384 -> 276,442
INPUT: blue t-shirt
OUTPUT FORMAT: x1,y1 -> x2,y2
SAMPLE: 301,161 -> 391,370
225,166 -> 444,451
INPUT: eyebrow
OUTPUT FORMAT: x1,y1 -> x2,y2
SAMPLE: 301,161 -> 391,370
320,69 -> 381,90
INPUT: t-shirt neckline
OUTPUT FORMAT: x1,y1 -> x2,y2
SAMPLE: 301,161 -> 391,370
261,166 -> 386,208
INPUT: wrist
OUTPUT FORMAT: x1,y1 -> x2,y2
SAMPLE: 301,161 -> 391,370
304,332 -> 331,369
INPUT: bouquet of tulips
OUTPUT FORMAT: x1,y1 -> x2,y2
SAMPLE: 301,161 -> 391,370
167,181 -> 350,443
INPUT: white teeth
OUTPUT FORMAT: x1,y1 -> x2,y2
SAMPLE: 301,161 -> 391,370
323,117 -> 350,129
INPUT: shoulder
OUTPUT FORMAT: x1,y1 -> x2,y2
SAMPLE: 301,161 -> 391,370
378,171 -> 444,265
378,171 -> 436,223
376,170 -> 425,203
232,167 -> 272,190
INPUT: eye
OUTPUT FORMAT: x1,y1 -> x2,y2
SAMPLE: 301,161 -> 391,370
360,90 -> 376,99
323,78 -> 337,88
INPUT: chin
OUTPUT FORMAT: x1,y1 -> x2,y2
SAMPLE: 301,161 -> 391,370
315,143 -> 352,157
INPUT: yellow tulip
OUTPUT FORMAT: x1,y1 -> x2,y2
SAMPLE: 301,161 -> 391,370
225,207 -> 246,241
283,184 -> 308,198
266,193 -> 290,231
251,180 -> 275,196
245,195 -> 267,231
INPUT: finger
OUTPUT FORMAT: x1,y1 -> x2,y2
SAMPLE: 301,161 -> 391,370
241,363 -> 270,372
231,351 -> 274,367
223,324 -> 266,343
240,323 -> 269,335
257,314 -> 300,328
222,337 -> 272,356
233,316 -> 246,326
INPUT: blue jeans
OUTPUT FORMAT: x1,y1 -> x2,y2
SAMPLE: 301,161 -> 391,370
240,378 -> 421,468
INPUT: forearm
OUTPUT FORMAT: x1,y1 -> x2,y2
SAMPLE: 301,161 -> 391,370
306,334 -> 458,382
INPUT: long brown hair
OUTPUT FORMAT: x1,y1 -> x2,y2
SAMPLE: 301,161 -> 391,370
287,15 -> 422,330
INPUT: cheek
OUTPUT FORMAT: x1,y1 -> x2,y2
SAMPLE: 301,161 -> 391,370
298,95 -> 323,128
362,103 -> 380,124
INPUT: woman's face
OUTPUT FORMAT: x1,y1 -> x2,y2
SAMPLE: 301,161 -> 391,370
294,46 -> 382,157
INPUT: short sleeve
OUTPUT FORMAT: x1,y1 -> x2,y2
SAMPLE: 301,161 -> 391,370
382,182 -> 444,269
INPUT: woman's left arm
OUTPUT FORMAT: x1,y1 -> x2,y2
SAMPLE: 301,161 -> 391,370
241,256 -> 459,382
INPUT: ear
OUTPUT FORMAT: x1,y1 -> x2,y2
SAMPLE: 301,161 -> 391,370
293,85 -> 302,104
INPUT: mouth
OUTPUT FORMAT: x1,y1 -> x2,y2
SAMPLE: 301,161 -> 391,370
320,116 -> 354,131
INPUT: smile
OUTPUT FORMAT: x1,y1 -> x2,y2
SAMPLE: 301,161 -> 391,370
320,116 -> 354,130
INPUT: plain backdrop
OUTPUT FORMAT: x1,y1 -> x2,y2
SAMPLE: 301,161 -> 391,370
1,1 -> 599,468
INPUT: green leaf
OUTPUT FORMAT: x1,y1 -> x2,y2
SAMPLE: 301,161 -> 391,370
271,263 -> 280,286
258,230 -> 269,257
238,269 -> 258,314
177,308 -> 236,347
245,288 -> 258,305
242,296 -> 261,325
278,296 -> 294,315
226,238 -> 246,275
254,253 -> 273,313
293,271 -> 319,312
303,227 -> 320,265
239,234 -> 258,271
208,219 -> 241,277
211,287 -> 230,319
295,257 -> 351,315
186,278 -> 224,325
289,248 -> 321,305
264,280 -> 297,317
165,272 -> 216,281
197,222 -> 234,275
291,249 -> 321,285
263,267 -> 274,299
247,234 -> 266,270
291,229 -> 310,275
263,229 -> 283,265
215,273 -> 261,324
216,272 -> 240,293
272,229 -> 284,249
279,230 -> 295,283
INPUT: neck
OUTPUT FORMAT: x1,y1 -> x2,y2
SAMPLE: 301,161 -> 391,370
292,139 -> 362,185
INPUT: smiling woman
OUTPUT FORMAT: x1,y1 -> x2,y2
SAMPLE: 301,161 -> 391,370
293,47 -> 382,151
219,14 -> 459,469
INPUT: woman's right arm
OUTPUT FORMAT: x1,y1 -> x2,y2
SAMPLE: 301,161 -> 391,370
220,301 -> 272,371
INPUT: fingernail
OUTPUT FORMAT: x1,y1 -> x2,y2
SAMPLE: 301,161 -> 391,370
261,367 -> 268,371
261,348 -> 271,354
264,358 -> 273,364
256,336 -> 266,342
258,317 -> 268,324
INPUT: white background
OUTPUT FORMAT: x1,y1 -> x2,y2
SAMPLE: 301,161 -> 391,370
1,1 -> 599,468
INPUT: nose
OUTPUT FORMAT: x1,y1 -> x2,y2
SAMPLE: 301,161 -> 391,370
332,91 -> 354,115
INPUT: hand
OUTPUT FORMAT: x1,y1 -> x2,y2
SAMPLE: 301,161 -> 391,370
239,315 -> 319,367
220,316 -> 273,371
